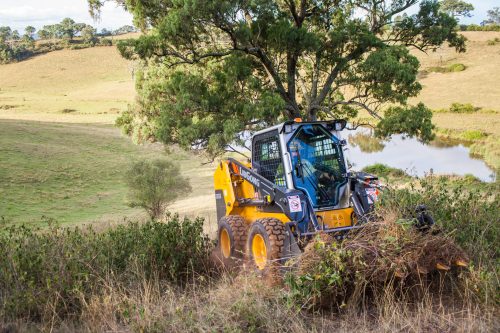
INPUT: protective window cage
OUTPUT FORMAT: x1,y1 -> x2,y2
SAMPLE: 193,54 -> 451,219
253,135 -> 286,188
314,138 -> 341,173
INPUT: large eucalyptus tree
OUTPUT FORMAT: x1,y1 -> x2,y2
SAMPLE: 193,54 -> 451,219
89,0 -> 464,156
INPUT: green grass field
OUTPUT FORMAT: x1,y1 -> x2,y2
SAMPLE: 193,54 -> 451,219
0,120 -> 215,228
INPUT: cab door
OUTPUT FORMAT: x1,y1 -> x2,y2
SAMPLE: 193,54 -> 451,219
252,130 -> 287,188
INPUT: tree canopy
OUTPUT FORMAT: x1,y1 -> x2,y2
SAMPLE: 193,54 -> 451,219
89,0 -> 465,157
487,7 -> 500,24
125,159 -> 191,219
439,0 -> 474,19
0,26 -> 35,63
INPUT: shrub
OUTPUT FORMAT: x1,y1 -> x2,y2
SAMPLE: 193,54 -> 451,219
461,129 -> 487,141
486,37 -> 500,46
378,178 -> 499,267
69,43 -> 93,50
286,238 -> 351,310
0,215 -> 212,321
362,163 -> 408,179
449,102 -> 478,113
99,38 -> 113,46
467,24 -> 481,31
427,63 -> 466,73
448,63 -> 466,72
125,159 -> 191,219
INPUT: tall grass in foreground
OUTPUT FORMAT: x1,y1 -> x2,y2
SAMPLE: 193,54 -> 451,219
0,178 -> 498,332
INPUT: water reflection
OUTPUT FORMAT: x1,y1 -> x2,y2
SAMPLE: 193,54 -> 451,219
345,128 -> 496,182
348,132 -> 385,153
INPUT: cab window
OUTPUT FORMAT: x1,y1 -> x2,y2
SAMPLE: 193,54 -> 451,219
252,134 -> 286,187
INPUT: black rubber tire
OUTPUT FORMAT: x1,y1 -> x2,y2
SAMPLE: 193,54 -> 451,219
217,215 -> 248,259
246,218 -> 286,273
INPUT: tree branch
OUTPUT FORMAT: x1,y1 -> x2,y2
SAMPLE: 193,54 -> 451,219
226,145 -> 250,159
312,47 -> 366,111
330,100 -> 383,120
285,0 -> 300,26
246,46 -> 300,117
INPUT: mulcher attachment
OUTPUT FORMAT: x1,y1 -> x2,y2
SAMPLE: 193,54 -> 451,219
414,205 -> 435,231
410,205 -> 468,271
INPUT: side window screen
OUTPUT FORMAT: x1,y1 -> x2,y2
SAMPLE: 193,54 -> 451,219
253,135 -> 286,187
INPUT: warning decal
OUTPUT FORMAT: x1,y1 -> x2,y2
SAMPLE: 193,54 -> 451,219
288,195 -> 302,213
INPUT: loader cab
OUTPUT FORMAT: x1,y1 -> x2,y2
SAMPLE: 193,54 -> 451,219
251,120 -> 349,210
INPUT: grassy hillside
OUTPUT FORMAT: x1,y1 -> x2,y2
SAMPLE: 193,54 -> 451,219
1,32 -> 498,123
0,120 -> 215,228
412,31 -> 500,111
0,46 -> 134,123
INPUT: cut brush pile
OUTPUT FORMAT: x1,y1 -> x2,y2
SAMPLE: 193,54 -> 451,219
287,212 -> 470,310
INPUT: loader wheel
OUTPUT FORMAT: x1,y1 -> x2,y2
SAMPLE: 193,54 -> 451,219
246,218 -> 286,272
217,215 -> 248,260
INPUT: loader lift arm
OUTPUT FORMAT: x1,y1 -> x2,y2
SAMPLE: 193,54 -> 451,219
227,158 -> 318,234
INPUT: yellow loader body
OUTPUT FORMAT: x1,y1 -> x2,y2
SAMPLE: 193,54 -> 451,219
214,159 -> 354,228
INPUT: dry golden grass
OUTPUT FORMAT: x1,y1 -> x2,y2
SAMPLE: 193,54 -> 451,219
0,46 -> 135,123
411,31 -> 500,110
433,112 -> 500,136
4,273 -> 495,333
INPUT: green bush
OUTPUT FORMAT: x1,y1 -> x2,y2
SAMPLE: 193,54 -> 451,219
285,241 -> 350,310
449,102 -> 478,113
0,215 -> 212,321
125,159 -> 191,219
427,63 -> 466,73
486,38 -> 500,46
461,129 -> 488,141
448,63 -> 466,72
99,38 -> 113,46
362,163 -> 408,179
69,43 -> 93,50
378,178 -> 499,267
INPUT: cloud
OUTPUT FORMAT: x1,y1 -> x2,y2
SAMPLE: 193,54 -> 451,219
0,0 -> 133,32
0,0 -> 497,32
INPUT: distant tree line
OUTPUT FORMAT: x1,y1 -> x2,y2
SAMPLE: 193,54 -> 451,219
0,18 -> 137,64
37,18 -> 97,44
459,7 -> 500,31
391,1 -> 500,33
0,26 -> 35,63
98,25 -> 137,37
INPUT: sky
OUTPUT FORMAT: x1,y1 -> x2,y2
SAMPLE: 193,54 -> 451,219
0,0 -> 134,33
0,0 -> 497,33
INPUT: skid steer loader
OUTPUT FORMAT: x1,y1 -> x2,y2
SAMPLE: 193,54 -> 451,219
213,119 -> 441,272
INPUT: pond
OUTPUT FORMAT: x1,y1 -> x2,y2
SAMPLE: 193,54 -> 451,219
344,127 -> 496,182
